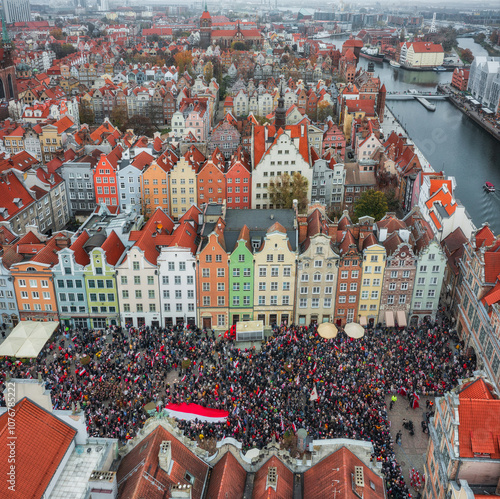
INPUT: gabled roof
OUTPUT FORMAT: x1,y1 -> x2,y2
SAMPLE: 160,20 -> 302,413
252,455 -> 294,499
100,230 -> 126,266
475,225 -> 495,250
206,451 -> 247,499
0,398 -> 76,499
70,230 -> 90,267
131,150 -> 154,170
304,446 -> 385,499
117,425 -> 209,499
457,378 -> 500,459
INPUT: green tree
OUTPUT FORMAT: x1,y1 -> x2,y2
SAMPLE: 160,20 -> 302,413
123,114 -> 156,137
50,28 -> 64,40
110,105 -> 128,130
231,41 -> 246,51
353,189 -> 388,222
316,102 -> 334,123
203,61 -> 214,83
385,189 -> 400,213
79,104 -> 95,126
268,172 -> 309,211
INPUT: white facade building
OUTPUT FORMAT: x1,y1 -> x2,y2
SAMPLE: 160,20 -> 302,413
467,56 -> 500,111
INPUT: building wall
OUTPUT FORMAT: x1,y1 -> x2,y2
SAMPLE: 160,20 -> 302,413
118,165 -> 143,215
61,162 -> 95,217
334,248 -> 362,326
158,247 -> 197,327
141,162 -> 169,217
359,244 -> 386,325
83,249 -> 120,329
197,232 -> 229,330
0,260 -> 19,326
94,155 -> 119,207
116,247 -> 161,328
228,239 -> 254,324
410,241 -> 446,323
12,262 -> 58,322
169,158 -> 197,220
296,233 -> 338,325
225,163 -> 251,210
253,230 -> 296,327
197,162 -> 225,206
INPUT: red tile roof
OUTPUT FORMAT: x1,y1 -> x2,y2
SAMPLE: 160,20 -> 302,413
101,230 -> 126,266
459,378 -> 496,400
205,451 -> 247,499
304,446 -> 385,499
252,455 -> 294,499
117,425 -> 209,499
475,225 -> 495,251
406,41 -> 444,53
131,151 -> 154,170
0,398 -> 76,499
70,230 -> 91,267
0,172 -> 36,222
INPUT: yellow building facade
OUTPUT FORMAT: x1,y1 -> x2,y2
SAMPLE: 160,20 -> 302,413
169,156 -> 198,220
358,242 -> 386,327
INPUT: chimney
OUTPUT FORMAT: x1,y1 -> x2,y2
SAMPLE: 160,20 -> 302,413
266,466 -> 278,492
353,466 -> 364,497
55,237 -> 70,249
158,441 -> 172,473
170,484 -> 192,499
88,471 -> 117,499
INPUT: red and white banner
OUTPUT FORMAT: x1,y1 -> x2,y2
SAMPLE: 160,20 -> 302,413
164,403 -> 229,423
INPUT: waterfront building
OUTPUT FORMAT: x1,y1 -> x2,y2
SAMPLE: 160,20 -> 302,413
296,206 -> 339,325
157,206 -> 200,328
53,230 -> 91,330
399,41 -> 444,68
83,230 -> 124,329
359,234 -> 386,327
456,225 -> 500,392
423,375 -> 500,499
451,68 -> 469,92
467,56 -> 500,113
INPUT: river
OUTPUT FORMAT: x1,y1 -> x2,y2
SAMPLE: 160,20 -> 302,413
326,36 -> 500,233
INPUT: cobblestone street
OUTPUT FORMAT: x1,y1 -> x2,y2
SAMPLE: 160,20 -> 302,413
386,395 -> 432,497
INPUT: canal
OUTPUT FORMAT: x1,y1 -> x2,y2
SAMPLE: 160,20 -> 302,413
327,36 -> 500,233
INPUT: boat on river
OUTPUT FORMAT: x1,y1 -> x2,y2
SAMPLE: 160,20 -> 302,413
433,66 -> 447,72
484,182 -> 495,192
389,60 -> 400,68
360,47 -> 384,62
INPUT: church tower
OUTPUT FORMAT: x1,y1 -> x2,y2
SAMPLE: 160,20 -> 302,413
0,12 -> 17,101
199,2 -> 212,49
275,85 -> 286,129
376,83 -> 386,123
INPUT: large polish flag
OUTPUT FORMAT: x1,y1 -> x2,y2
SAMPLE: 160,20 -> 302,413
164,403 -> 229,423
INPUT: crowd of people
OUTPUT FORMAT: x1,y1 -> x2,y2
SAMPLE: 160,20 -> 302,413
0,314 -> 475,498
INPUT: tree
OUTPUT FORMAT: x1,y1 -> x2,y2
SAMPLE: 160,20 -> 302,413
353,189 -> 388,222
231,41 -> 246,51
174,50 -> 193,74
50,43 -> 77,59
460,48 -> 474,64
123,115 -> 156,137
79,104 -> 95,126
490,30 -> 499,45
203,61 -> 213,83
316,102 -> 333,123
268,172 -> 309,212
110,105 -> 128,130
385,189 -> 400,213
50,28 -> 64,40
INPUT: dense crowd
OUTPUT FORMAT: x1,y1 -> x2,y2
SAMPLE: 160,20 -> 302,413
0,315 -> 475,498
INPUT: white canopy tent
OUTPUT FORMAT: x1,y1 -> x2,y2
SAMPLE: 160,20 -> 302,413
0,321 -> 59,358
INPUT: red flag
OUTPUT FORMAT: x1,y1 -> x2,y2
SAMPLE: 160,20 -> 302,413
78,368 -> 86,376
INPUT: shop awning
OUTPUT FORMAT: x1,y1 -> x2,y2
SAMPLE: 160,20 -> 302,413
385,311 -> 395,327
396,311 -> 407,327
359,316 -> 367,326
